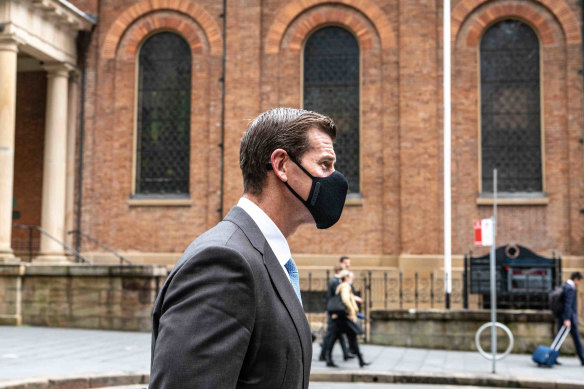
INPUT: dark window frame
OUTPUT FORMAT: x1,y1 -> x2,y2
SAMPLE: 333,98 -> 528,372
134,31 -> 192,197
479,19 -> 543,196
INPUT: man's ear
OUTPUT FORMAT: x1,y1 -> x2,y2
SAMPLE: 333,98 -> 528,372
270,149 -> 289,182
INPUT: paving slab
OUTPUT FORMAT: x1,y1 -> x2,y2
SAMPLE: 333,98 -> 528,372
85,384 -> 572,389
0,326 -> 583,387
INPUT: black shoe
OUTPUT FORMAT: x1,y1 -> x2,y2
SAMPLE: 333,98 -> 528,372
326,361 -> 339,368
343,353 -> 356,361
318,355 -> 326,361
359,361 -> 371,367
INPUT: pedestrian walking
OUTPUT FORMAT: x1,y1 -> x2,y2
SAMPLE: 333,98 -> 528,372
319,264 -> 354,366
334,270 -> 370,368
555,272 -> 584,366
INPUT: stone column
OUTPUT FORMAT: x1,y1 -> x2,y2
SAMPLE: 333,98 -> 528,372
64,71 -> 79,247
36,63 -> 71,263
0,38 -> 19,263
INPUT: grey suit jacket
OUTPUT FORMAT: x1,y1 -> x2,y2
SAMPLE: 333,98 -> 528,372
150,206 -> 312,388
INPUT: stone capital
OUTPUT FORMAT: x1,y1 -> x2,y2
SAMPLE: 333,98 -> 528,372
0,34 -> 23,53
43,62 -> 75,78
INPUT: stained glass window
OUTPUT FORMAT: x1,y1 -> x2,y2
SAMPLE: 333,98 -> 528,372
303,26 -> 360,193
136,32 -> 191,195
480,20 -> 542,193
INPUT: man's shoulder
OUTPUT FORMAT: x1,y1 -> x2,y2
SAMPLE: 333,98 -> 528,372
173,220 -> 257,269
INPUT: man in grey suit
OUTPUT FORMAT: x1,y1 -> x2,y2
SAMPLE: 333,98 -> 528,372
150,108 -> 349,388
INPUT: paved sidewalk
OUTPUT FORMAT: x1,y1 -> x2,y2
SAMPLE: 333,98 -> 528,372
0,326 -> 582,386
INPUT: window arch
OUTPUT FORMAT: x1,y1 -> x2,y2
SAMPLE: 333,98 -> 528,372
136,32 -> 191,195
480,20 -> 542,194
303,26 -> 360,193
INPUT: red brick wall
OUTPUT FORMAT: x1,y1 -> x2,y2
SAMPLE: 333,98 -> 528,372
452,0 -> 584,257
81,0 -> 223,254
12,72 -> 47,254
75,0 -> 583,262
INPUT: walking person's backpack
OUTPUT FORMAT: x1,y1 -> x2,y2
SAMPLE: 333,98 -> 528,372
548,285 -> 565,317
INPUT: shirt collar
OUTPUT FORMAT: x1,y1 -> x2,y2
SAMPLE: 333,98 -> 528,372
237,197 -> 292,271
567,279 -> 575,288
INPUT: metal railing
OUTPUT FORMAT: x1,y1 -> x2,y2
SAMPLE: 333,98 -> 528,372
300,270 -> 472,342
301,270 -> 468,309
13,224 -> 91,264
68,230 -> 132,265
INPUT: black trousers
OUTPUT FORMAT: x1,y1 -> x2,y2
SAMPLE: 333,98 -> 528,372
556,318 -> 584,363
337,318 -> 364,364
321,314 -> 349,360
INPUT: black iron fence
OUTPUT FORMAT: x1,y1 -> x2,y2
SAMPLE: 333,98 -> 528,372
300,269 -> 474,341
300,270 -> 468,313
10,226 -> 130,265
12,225 -> 91,263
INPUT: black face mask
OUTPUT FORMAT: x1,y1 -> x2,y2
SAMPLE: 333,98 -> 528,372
268,156 -> 349,229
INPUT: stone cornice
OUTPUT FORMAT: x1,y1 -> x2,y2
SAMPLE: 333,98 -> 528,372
31,0 -> 95,31
0,0 -> 94,63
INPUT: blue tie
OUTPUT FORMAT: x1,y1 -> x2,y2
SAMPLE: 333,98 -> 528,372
284,258 -> 302,306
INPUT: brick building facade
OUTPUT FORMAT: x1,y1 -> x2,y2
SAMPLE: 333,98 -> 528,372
4,0 -> 584,274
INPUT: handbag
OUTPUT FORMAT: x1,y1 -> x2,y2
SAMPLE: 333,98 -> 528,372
326,294 -> 348,316
345,318 -> 363,335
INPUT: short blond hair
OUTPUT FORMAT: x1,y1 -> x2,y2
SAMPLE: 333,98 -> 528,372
339,270 -> 353,281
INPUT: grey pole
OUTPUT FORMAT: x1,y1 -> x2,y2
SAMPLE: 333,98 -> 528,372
490,169 -> 498,373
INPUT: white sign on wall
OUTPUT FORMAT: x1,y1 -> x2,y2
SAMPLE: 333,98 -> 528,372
474,218 -> 494,247
481,218 -> 493,246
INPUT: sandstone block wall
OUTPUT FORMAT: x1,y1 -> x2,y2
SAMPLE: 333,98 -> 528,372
1,264 -> 167,332
370,309 -> 580,355
0,265 -> 24,325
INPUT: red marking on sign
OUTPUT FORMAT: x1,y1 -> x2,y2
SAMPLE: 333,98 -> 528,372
474,220 -> 482,246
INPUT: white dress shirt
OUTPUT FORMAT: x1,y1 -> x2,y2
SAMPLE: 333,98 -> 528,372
237,197 -> 292,279
567,279 -> 575,289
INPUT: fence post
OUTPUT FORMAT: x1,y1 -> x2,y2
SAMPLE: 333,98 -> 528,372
368,271 -> 372,310
362,274 -> 368,343
526,273 -> 530,308
384,272 -> 388,309
415,272 -> 419,309
430,273 -> 434,308
399,272 -> 403,309
463,254 -> 468,309
28,227 -> 33,262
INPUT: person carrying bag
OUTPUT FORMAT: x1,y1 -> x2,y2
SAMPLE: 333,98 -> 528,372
334,270 -> 370,367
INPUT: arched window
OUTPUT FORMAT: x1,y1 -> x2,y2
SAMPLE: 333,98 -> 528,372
303,26 -> 360,193
136,32 -> 191,195
480,20 -> 541,194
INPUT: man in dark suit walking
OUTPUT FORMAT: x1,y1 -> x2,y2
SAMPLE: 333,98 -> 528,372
149,108 -> 348,388
558,272 -> 584,366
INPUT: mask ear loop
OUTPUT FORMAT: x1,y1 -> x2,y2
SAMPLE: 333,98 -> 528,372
265,153 -> 314,205
287,155 -> 316,179
265,153 -> 315,179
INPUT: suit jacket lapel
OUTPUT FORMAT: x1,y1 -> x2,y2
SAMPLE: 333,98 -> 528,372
262,241 -> 312,365
224,206 -> 312,368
